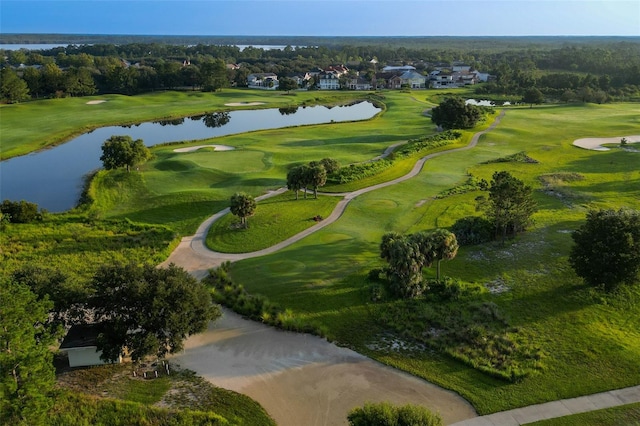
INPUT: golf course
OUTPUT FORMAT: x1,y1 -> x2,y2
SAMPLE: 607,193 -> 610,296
2,88 -> 639,424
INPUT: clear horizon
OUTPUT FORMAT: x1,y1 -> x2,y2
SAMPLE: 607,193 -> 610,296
1,1 -> 639,37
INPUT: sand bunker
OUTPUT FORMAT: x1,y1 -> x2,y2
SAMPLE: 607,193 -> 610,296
86,100 -> 107,105
573,135 -> 640,151
169,309 -> 476,426
224,102 -> 266,106
172,145 -> 235,153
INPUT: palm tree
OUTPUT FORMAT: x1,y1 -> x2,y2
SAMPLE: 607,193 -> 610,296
428,229 -> 459,281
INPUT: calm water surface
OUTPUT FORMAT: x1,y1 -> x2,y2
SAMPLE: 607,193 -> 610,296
1,102 -> 380,212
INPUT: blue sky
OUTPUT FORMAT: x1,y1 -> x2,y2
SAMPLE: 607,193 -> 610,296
1,0 -> 639,37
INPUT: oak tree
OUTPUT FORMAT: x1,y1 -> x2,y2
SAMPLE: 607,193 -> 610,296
230,192 -> 257,228
569,209 -> 640,291
100,135 -> 151,172
90,263 -> 221,362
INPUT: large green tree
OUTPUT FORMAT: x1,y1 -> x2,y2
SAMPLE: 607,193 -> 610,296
0,280 -> 58,425
89,263 -> 221,362
230,192 -> 257,228
278,77 -> 298,93
286,166 -> 305,200
430,96 -> 482,130
306,164 -> 327,199
0,67 -> 30,103
428,228 -> 459,281
483,171 -> 537,241
100,135 -> 151,172
522,87 -> 544,108
12,266 -> 89,330
569,209 -> 640,292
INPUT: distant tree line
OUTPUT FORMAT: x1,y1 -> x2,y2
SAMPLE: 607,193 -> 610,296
1,41 -> 639,102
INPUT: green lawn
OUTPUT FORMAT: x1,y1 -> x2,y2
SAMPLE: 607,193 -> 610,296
2,90 -> 639,419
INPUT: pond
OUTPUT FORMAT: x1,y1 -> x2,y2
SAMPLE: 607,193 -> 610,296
1,101 -> 381,212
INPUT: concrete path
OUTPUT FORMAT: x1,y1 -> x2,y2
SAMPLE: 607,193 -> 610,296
449,385 -> 640,425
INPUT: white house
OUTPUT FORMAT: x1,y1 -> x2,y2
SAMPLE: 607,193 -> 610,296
247,73 -> 279,90
382,65 -> 416,72
399,70 -> 427,88
318,73 -> 341,90
347,76 -> 372,90
59,324 -> 122,368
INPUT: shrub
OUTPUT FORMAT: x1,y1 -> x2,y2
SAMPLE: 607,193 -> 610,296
450,216 -> 493,246
347,401 -> 443,426
0,199 -> 42,223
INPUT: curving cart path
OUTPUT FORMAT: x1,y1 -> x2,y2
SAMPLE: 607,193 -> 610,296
164,112 -> 506,426
161,111 -> 506,278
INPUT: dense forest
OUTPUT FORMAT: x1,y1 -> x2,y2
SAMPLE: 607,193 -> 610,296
2,35 -> 639,102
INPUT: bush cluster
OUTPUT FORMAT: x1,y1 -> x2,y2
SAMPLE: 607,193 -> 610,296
483,151 -> 539,164
375,282 -> 545,382
1,199 -> 44,223
204,262 -> 324,336
436,175 -> 488,199
450,216 -> 494,246
348,401 -> 443,426
397,130 -> 462,157
330,131 -> 462,185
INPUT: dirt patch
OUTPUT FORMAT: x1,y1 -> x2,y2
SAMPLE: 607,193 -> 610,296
86,100 -> 107,105
224,102 -> 266,106
573,135 -> 640,151
172,145 -> 235,153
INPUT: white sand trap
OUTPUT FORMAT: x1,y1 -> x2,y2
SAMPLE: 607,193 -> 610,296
172,144 -> 235,153
86,100 -> 107,105
573,135 -> 640,151
224,101 -> 266,106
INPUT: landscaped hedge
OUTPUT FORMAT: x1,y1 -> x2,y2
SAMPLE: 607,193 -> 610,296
330,130 -> 462,184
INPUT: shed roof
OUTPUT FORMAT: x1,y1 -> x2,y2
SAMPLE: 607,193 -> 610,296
59,324 -> 100,349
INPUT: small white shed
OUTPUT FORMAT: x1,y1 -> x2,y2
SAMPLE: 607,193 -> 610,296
59,324 -> 122,368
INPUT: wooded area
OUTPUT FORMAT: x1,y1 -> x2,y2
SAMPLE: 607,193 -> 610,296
2,37 -> 639,102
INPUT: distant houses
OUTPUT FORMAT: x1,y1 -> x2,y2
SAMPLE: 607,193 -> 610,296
245,62 -> 491,91
247,72 -> 279,90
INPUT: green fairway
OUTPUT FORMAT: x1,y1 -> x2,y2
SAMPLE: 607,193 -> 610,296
2,89 -> 639,418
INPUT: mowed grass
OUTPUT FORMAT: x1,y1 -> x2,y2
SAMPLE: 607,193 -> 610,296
206,192 -> 341,253
227,101 -> 640,414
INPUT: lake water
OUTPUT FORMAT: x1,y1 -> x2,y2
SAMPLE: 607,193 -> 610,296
1,102 -> 380,212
